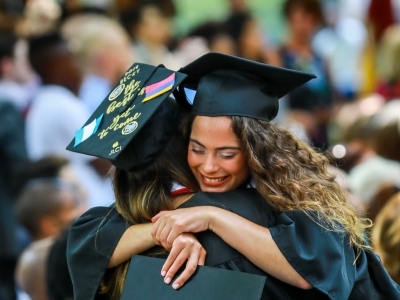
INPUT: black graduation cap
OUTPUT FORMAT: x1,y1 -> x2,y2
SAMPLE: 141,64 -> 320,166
178,52 -> 316,121
66,63 -> 187,171
120,255 -> 266,300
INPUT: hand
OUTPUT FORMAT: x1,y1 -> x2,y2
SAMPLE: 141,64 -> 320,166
161,233 -> 206,289
151,206 -> 214,250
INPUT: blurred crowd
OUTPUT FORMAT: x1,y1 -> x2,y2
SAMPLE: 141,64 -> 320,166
1,0 -> 400,299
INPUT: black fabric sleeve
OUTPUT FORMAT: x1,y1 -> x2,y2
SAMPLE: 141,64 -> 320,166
269,210 -> 400,300
269,210 -> 356,300
67,205 -> 130,300
349,250 -> 400,299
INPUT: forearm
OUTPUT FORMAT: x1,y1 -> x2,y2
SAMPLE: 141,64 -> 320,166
108,223 -> 155,268
209,208 -> 312,289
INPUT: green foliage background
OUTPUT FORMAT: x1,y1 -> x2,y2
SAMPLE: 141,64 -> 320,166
173,0 -> 287,47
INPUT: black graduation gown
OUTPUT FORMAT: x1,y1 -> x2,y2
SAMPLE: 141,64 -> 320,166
179,190 -> 328,299
67,205 -> 130,300
67,189 -> 400,300
182,190 -> 400,299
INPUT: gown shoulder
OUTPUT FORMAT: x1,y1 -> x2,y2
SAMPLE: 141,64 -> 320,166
67,205 -> 130,300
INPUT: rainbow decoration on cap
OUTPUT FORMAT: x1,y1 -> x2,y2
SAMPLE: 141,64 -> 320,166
142,73 -> 175,102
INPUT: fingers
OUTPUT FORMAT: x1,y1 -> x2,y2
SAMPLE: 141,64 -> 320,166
161,243 -> 181,276
164,224 -> 184,249
162,247 -> 190,288
155,221 -> 174,249
161,234 -> 207,290
151,216 -> 171,247
151,214 -> 160,223
151,210 -> 168,223
170,247 -> 206,289
198,247 -> 206,266
151,219 -> 161,245
152,215 -> 182,250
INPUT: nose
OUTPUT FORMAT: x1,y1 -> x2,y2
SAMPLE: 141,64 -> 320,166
202,153 -> 219,174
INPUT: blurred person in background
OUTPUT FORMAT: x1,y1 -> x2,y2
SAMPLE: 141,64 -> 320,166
15,177 -> 85,300
225,11 -> 279,65
185,21 -> 237,56
340,114 -> 400,204
0,32 -> 39,115
120,1 -> 182,70
173,19 -> 238,67
372,191 -> 400,285
0,30 -> 30,299
14,156 -> 87,242
59,0 -> 114,19
25,31 -> 113,208
376,25 -> 400,101
279,0 -> 334,150
15,177 -> 84,242
367,183 -> 400,224
61,14 -> 134,113
312,0 -> 370,100
0,96 -> 28,300
12,155 -> 87,207
368,99 -> 400,163
0,0 -> 24,33
16,0 -> 62,38
116,0 -> 176,18
228,0 -> 248,15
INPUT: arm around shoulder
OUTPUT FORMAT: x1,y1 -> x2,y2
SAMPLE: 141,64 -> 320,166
208,207 -> 312,289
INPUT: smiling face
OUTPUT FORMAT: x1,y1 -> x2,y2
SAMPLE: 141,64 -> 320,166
188,116 -> 250,192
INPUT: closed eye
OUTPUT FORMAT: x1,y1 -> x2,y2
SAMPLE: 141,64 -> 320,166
218,152 -> 236,159
191,147 -> 205,154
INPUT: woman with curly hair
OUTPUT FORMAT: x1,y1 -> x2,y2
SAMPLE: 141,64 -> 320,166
151,52 -> 400,299
68,55 -> 400,300
67,58 -> 317,300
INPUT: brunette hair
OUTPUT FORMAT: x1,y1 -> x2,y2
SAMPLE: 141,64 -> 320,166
183,114 -> 371,253
100,124 -> 198,299
231,116 -> 371,251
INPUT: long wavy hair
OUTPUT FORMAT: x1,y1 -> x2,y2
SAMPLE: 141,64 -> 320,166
100,129 -> 199,299
182,114 -> 372,253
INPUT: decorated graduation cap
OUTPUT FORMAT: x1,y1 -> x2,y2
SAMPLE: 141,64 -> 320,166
178,52 -> 316,121
66,63 -> 187,171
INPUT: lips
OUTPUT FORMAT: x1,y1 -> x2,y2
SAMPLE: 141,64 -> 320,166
200,174 -> 229,186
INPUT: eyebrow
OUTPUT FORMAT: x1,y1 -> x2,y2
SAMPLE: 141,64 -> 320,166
190,138 -> 242,151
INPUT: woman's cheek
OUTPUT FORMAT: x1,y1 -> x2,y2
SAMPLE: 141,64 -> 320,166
187,152 -> 197,168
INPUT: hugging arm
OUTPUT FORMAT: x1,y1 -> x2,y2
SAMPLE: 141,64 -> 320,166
108,222 -> 155,268
68,205 -> 206,299
152,206 -> 312,290
109,219 -> 206,289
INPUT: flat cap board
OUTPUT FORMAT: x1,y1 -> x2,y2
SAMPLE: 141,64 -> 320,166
120,255 -> 266,300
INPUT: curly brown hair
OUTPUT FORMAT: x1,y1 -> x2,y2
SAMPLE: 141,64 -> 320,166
181,113 -> 372,252
229,116 -> 371,252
